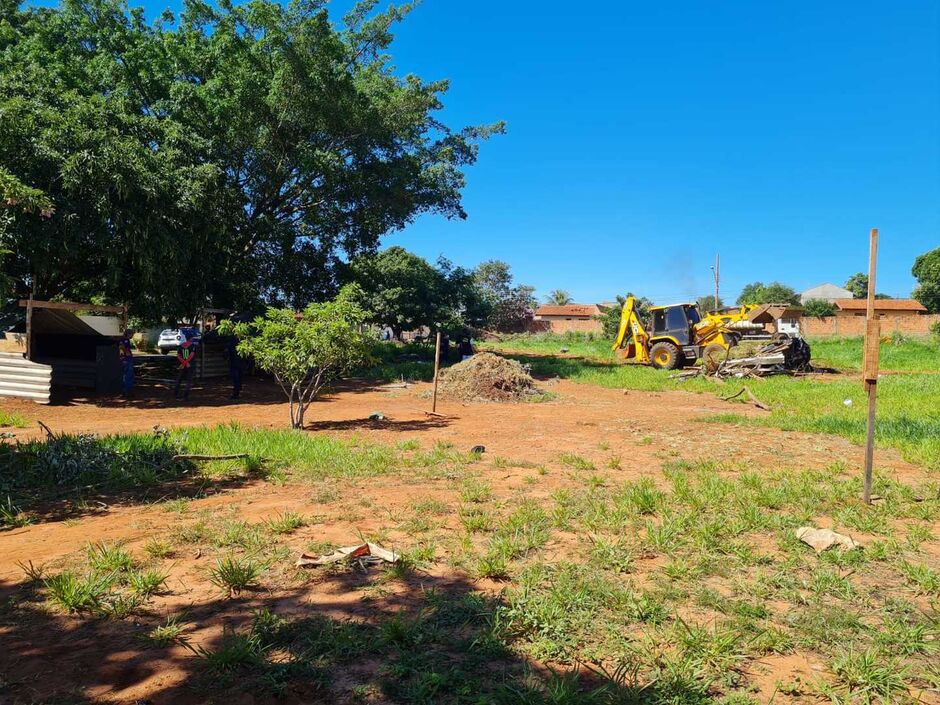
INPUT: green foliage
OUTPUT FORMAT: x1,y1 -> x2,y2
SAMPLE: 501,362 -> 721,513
697,295 -> 723,312
209,556 -> 262,596
736,281 -> 799,305
348,247 -> 484,335
803,298 -> 836,317
0,432 -> 181,509
226,289 -> 371,427
0,0 -> 502,320
595,294 -> 653,337
845,272 -> 868,299
912,246 -> 940,313
473,260 -> 537,332
544,289 -> 573,306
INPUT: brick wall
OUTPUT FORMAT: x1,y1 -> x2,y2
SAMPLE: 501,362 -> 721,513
801,313 -> 940,337
528,317 -> 604,334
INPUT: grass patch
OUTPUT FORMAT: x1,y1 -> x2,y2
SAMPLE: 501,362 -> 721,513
209,555 -> 263,596
479,337 -> 940,468
0,410 -> 28,428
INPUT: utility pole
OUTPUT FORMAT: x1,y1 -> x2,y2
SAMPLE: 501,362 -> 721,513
710,253 -> 720,311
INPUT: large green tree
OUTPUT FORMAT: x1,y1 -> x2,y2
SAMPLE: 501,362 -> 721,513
348,246 -> 484,337
912,247 -> 940,313
736,281 -> 800,306
0,0 -> 501,320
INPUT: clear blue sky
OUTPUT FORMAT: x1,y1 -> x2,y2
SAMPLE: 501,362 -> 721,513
36,0 -> 940,304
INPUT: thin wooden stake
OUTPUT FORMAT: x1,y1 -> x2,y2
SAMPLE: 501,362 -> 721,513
862,228 -> 880,504
431,330 -> 442,414
25,294 -> 34,360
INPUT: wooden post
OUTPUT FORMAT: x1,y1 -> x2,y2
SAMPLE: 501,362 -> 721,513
862,228 -> 880,504
431,330 -> 442,413
25,294 -> 34,360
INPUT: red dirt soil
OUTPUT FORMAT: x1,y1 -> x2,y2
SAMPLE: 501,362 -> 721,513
0,376 -> 932,704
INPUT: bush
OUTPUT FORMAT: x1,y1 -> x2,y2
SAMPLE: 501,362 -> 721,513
803,299 -> 836,317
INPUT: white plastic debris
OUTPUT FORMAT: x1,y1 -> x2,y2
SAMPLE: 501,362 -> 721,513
296,542 -> 399,568
843,399 -> 853,407
795,527 -> 861,553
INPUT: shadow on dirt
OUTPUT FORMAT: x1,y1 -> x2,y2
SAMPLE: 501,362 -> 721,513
0,564 -> 700,705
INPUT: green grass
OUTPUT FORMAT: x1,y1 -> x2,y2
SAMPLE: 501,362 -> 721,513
209,555 -> 263,596
0,410 -> 28,428
480,334 -> 940,468
482,331 -> 940,373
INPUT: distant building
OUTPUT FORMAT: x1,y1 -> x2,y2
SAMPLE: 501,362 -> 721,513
800,283 -> 854,303
832,299 -> 927,318
532,304 -> 604,334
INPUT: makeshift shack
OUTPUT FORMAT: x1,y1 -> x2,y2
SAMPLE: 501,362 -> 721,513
0,299 -> 127,403
748,303 -> 805,337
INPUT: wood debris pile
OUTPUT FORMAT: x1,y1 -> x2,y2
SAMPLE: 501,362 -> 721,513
674,336 -> 815,380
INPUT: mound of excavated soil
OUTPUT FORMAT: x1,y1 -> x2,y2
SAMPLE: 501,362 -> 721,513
437,352 -> 540,402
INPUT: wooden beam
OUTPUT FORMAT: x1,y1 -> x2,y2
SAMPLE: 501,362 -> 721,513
18,299 -> 126,314
431,331 -> 442,414
863,228 -> 880,505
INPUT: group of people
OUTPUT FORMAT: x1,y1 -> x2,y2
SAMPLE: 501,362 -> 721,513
117,328 -> 244,402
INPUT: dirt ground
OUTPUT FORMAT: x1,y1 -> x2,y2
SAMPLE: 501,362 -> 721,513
0,375 -> 932,704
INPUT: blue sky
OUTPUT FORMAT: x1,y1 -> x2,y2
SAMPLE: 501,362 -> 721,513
34,0 -> 940,304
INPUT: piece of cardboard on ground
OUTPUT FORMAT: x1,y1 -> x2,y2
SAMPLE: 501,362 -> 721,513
296,542 -> 399,567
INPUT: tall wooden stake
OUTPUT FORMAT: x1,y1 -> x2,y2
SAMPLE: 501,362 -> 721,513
862,228 -> 880,504
431,331 -> 442,413
25,294 -> 34,360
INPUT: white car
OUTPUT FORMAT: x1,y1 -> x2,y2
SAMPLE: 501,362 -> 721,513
157,327 -> 200,354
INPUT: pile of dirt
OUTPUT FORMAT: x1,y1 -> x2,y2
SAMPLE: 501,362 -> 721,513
438,352 -> 540,402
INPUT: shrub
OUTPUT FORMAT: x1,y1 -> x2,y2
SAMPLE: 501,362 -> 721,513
803,298 -> 836,317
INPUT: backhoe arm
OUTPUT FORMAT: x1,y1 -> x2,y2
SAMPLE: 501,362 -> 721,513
611,296 -> 650,363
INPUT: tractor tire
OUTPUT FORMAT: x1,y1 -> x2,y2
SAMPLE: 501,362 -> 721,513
650,341 -> 681,370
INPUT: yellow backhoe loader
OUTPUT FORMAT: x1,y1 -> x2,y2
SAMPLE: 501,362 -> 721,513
611,296 -> 759,370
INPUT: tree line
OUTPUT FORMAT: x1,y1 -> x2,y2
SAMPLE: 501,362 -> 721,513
0,0 -> 502,321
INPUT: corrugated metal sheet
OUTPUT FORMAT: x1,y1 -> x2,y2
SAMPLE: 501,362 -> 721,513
0,352 -> 51,403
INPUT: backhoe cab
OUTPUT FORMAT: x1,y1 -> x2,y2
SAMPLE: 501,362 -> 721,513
611,296 -> 748,370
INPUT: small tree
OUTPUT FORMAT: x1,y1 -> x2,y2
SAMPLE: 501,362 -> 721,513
845,273 -> 868,299
545,289 -> 573,305
913,247 -> 940,313
697,295 -> 724,312
803,298 -> 836,317
226,289 -> 372,428
596,293 -> 654,337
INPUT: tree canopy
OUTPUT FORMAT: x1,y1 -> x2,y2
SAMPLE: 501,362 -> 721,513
544,289 -> 572,306
736,281 -> 800,306
223,287 -> 371,428
696,295 -> 723,312
472,260 -> 536,333
0,0 -> 502,320
845,273 -> 868,299
347,246 -> 483,337
912,247 -> 940,313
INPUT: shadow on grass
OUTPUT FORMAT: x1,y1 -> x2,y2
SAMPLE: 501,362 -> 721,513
497,352 -> 620,382
0,434 -> 264,525
304,415 -> 451,433
0,564 -> 709,705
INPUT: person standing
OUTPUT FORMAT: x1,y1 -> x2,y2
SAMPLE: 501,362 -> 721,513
224,335 -> 243,400
174,332 -> 197,401
118,329 -> 134,398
